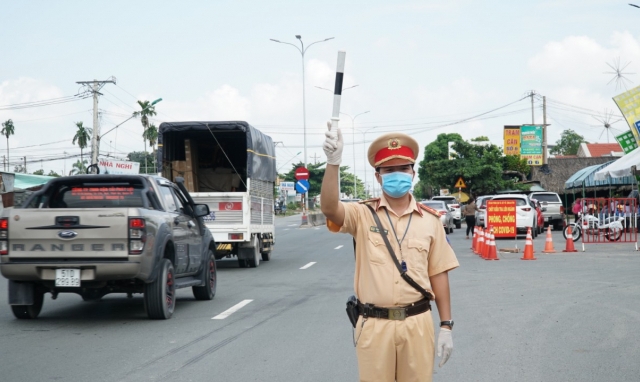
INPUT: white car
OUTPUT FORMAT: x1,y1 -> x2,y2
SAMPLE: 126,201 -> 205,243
486,194 -> 538,238
421,200 -> 455,234
431,196 -> 461,228
475,195 -> 494,227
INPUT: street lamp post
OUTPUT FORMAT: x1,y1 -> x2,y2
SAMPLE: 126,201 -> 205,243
270,35 -> 334,218
356,126 -> 378,198
340,111 -> 370,199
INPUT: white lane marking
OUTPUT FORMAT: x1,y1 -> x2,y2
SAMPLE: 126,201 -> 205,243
300,262 -> 316,270
212,299 -> 253,320
335,245 -> 344,250
287,224 -> 298,227
284,229 -> 290,231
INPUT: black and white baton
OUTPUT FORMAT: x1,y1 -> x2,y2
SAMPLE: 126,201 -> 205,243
330,50 -> 346,130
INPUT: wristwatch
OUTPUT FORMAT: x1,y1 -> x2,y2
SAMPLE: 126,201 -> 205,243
440,320 -> 454,328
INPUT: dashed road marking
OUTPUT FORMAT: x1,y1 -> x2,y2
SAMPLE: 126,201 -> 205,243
300,262 -> 316,270
287,224 -> 298,227
335,245 -> 344,250
212,299 -> 253,320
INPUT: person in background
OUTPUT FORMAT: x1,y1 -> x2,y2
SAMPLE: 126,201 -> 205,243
463,197 -> 479,239
572,200 -> 581,222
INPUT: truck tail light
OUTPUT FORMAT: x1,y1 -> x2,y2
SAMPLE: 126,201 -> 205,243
0,218 -> 7,255
521,207 -> 531,212
439,211 -> 447,216
128,217 -> 146,254
451,204 -> 459,209
229,233 -> 243,240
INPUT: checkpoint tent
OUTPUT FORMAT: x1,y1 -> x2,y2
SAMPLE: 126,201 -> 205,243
565,161 -> 636,190
594,146 -> 640,180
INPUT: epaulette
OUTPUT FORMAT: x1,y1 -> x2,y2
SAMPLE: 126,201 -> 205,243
418,203 -> 440,218
358,198 -> 380,205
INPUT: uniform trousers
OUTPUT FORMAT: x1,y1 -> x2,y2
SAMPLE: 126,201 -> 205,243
355,311 -> 435,382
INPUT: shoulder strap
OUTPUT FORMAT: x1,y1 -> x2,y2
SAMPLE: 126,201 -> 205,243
365,204 -> 432,300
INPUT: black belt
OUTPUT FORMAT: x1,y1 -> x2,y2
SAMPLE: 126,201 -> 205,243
357,298 -> 431,321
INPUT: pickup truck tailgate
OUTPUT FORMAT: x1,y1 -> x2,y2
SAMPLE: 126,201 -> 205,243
7,208 -> 129,258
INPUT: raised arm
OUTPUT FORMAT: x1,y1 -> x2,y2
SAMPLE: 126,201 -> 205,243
320,122 -> 345,226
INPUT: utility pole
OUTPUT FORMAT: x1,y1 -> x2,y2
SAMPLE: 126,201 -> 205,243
23,156 -> 26,173
311,152 -> 320,164
2,155 -> 5,172
529,90 -> 536,124
543,96 -> 548,165
76,77 -> 116,169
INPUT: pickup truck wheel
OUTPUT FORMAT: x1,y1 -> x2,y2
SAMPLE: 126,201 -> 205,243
238,259 -> 248,268
144,259 -> 176,319
193,251 -> 217,300
11,290 -> 44,319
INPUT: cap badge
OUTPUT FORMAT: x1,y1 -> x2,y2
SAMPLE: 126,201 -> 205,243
388,138 -> 401,150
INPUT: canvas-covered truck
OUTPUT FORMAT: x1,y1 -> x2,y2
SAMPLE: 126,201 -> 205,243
0,174 -> 217,320
157,121 -> 276,268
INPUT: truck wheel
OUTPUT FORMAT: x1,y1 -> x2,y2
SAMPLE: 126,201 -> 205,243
247,236 -> 260,268
11,290 -> 44,319
193,250 -> 217,301
261,251 -> 271,261
144,259 -> 176,319
455,221 -> 461,229
238,259 -> 248,268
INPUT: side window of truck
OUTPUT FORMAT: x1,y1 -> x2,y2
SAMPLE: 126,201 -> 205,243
159,186 -> 178,213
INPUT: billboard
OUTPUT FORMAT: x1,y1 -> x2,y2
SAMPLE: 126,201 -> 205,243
520,125 -> 543,165
615,131 -> 639,154
97,159 -> 140,175
503,126 -> 521,156
486,200 -> 517,238
613,85 -> 640,145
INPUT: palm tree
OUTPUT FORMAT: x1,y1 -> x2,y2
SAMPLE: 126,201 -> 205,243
134,100 -> 157,174
1,119 -> 15,172
70,159 -> 88,175
72,121 -> 92,166
143,123 -> 158,173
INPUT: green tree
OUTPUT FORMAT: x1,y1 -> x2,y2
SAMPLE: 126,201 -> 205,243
71,159 -> 88,175
134,100 -> 158,174
47,170 -> 61,177
143,123 -> 158,173
32,169 -> 44,175
72,121 -> 92,166
550,129 -> 587,156
416,136 -> 530,197
1,119 -> 15,171
127,151 -> 153,173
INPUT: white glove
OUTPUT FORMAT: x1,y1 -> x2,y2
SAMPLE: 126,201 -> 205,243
437,328 -> 453,367
323,121 -> 343,165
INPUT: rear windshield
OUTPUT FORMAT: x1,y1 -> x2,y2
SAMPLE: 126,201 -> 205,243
25,181 -> 147,209
531,193 -> 561,203
423,201 -> 446,210
479,197 -> 493,207
492,198 -> 527,206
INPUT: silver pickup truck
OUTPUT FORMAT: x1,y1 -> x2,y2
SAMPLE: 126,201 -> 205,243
0,174 -> 216,320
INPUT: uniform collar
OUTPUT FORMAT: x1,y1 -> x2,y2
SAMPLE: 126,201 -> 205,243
376,193 -> 423,217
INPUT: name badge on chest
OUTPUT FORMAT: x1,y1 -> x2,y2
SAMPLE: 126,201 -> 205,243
370,226 -> 388,235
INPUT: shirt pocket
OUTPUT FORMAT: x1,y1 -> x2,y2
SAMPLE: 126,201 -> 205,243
366,231 -> 388,265
406,238 -> 430,272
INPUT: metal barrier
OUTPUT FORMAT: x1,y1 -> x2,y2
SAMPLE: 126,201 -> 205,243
573,198 -> 637,243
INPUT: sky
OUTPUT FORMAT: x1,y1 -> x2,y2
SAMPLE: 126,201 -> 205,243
1,0 -> 640,188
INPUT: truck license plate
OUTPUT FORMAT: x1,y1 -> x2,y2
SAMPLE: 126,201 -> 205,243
55,269 -> 81,287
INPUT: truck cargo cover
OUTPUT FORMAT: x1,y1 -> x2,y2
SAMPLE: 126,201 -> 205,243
157,121 -> 276,182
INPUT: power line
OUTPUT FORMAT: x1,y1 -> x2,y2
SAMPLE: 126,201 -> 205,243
0,92 -> 92,111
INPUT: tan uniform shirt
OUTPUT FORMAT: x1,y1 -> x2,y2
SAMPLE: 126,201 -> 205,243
328,194 -> 459,308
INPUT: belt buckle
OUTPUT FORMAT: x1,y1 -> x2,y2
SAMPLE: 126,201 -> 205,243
388,308 -> 406,320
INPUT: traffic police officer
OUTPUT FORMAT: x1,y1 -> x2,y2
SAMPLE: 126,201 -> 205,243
321,124 -> 459,382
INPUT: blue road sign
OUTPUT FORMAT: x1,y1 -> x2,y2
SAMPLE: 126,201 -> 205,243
295,179 -> 310,194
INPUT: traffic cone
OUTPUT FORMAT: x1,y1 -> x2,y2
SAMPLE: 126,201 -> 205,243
476,228 -> 485,255
471,226 -> 478,251
521,227 -> 537,260
485,229 -> 499,260
481,228 -> 490,259
542,226 -> 556,253
562,225 -> 578,252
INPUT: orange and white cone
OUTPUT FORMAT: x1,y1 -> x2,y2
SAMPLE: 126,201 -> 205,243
542,226 -> 556,253
485,228 -> 499,260
476,227 -> 485,256
471,226 -> 478,251
481,228 -> 490,259
562,225 -> 578,252
521,227 -> 537,260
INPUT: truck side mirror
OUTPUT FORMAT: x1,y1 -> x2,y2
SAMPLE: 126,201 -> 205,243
193,204 -> 210,217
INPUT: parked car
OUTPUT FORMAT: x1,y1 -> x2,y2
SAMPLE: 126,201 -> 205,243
529,192 -> 565,230
530,198 -> 546,235
475,195 -> 494,227
430,196 -> 461,228
487,194 -> 539,238
421,200 -> 455,234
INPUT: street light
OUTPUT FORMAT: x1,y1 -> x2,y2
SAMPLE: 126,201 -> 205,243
355,126 -> 379,198
277,151 -> 302,172
340,111 -> 370,199
271,35 -> 334,215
